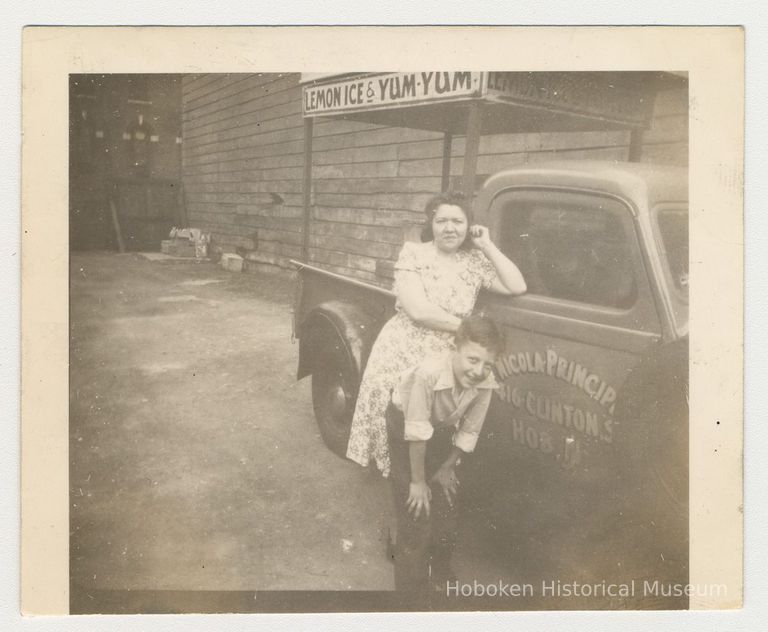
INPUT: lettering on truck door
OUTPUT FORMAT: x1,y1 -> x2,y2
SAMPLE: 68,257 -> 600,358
477,188 -> 663,515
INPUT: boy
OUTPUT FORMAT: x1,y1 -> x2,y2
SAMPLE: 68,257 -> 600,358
386,314 -> 504,593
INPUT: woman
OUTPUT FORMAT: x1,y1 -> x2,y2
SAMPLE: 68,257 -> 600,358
346,191 -> 526,477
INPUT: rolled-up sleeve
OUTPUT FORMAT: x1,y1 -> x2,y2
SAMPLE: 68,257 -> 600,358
453,390 -> 493,452
403,367 -> 436,442
404,420 -> 434,442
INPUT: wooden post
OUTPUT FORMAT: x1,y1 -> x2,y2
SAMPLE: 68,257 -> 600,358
462,101 -> 482,202
176,180 -> 189,228
441,131 -> 453,192
301,117 -> 314,263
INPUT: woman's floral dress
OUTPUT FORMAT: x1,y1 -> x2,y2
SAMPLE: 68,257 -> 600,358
345,240 -> 498,477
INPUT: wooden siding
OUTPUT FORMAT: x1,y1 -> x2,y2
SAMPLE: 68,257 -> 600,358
181,73 -> 687,284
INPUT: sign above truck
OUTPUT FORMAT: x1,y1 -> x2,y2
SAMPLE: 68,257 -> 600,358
301,71 -> 682,133
484,72 -> 653,128
303,71 -> 483,116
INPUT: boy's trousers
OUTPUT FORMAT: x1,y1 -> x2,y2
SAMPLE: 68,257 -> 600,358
386,402 -> 459,592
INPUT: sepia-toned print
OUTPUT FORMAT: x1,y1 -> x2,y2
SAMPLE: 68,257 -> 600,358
20,27 -> 744,616
66,69 -> 691,612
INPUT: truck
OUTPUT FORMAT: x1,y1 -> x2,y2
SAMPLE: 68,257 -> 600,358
292,72 -> 688,606
292,159 -> 688,607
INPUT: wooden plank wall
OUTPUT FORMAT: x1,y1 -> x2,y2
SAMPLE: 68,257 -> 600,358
181,73 -> 687,285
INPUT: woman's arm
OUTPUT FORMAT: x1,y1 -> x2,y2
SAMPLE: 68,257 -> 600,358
396,270 -> 462,332
470,225 -> 527,295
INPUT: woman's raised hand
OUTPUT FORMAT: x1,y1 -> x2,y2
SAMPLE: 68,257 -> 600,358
469,225 -> 528,295
469,225 -> 493,252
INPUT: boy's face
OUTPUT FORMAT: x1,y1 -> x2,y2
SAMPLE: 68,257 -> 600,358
452,340 -> 497,389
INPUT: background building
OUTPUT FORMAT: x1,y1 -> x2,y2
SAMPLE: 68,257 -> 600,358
69,74 -> 183,251
70,72 -> 687,286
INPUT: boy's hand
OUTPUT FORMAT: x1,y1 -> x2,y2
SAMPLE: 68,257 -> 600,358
431,466 -> 460,507
407,481 -> 432,519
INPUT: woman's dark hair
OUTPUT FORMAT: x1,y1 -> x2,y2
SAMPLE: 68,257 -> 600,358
455,314 -> 505,356
420,191 -> 474,249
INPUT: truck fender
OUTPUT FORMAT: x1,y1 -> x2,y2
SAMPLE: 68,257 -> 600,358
296,300 -> 379,384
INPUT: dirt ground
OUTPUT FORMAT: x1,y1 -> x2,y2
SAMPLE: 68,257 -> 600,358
70,252 -> 397,593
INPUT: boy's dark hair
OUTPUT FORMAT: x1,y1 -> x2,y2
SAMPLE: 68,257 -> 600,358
420,191 -> 474,250
455,314 -> 505,356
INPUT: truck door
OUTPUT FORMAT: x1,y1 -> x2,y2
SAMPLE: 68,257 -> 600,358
473,187 -> 663,531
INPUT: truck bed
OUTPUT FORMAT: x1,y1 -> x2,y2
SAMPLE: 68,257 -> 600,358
290,259 -> 395,341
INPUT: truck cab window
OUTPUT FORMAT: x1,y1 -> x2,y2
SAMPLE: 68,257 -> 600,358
497,190 -> 637,309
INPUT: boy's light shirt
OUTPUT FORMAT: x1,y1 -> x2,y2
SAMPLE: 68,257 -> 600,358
392,351 -> 499,453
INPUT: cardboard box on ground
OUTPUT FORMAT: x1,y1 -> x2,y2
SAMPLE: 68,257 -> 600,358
161,227 -> 211,258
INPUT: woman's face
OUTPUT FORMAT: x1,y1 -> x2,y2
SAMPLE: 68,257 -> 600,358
431,203 -> 468,253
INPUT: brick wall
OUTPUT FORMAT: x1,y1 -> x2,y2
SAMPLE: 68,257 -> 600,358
181,73 -> 687,284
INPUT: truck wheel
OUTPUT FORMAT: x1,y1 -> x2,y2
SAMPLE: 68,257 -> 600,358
615,342 -> 688,559
647,381 -> 688,517
625,380 -> 688,519
311,338 -> 357,458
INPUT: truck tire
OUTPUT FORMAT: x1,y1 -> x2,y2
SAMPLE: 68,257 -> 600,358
311,335 -> 358,458
615,340 -> 688,555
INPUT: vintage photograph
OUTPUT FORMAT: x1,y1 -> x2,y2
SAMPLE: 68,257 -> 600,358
66,70 -> 693,613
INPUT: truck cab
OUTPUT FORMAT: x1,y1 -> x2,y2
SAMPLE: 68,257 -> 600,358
466,161 -> 688,587
293,68 -> 688,607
